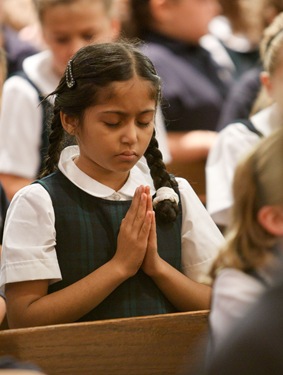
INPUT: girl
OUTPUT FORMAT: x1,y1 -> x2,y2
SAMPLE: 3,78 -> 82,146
208,127 -> 283,354
0,0 -> 120,201
0,42 -> 223,328
206,11 -> 283,229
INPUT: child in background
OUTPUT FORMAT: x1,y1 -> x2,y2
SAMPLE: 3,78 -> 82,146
206,12 -> 283,230
0,42 -> 223,328
208,127 -> 283,355
128,0 -> 230,164
214,0 -> 283,131
0,0 -> 120,201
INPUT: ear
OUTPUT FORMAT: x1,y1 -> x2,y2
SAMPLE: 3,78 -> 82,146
260,71 -> 272,96
257,205 -> 283,236
60,112 -> 78,136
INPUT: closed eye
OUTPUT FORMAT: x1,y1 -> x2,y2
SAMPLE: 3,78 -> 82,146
137,121 -> 151,127
104,122 -> 121,127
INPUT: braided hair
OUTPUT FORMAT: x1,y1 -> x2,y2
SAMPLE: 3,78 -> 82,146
41,41 -> 179,223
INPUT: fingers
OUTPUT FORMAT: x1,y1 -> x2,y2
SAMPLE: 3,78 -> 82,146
124,185 -> 153,231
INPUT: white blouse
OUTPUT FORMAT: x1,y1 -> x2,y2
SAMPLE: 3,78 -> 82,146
0,146 -> 224,290
206,104 -> 282,226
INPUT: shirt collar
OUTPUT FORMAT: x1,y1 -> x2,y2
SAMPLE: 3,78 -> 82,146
58,146 -> 156,199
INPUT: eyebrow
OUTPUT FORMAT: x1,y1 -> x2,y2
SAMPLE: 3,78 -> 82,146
100,109 -> 156,115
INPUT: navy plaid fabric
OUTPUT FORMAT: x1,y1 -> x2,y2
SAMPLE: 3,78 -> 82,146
37,171 -> 182,321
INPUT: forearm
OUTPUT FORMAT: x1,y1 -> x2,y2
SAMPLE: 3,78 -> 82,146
6,259 -> 129,328
0,296 -> 6,324
167,131 -> 217,162
148,258 -> 211,311
0,174 -> 33,201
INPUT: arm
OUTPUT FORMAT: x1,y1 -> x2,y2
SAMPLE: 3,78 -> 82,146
5,186 -> 153,328
0,294 -> 6,325
167,131 -> 217,162
0,174 -> 33,202
206,123 -> 260,226
142,190 -> 211,311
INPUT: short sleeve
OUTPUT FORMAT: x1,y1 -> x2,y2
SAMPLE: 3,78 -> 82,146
0,184 -> 62,290
178,177 -> 224,284
206,123 -> 260,226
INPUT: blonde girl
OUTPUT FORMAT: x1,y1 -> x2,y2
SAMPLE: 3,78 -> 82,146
208,127 -> 283,353
206,11 -> 283,229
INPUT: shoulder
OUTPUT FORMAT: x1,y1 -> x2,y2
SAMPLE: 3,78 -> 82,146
22,50 -> 57,94
3,73 -> 38,96
140,42 -> 183,77
213,268 -> 266,301
9,183 -> 52,212
141,42 -> 175,61
208,121 -> 260,162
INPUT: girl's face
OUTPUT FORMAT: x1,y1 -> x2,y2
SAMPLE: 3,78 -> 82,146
153,0 -> 220,43
41,0 -> 119,76
261,50 -> 283,110
62,76 -> 156,190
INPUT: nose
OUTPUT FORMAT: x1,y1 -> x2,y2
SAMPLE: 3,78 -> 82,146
121,122 -> 138,145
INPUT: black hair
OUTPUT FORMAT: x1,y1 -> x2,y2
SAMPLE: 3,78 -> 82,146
128,0 -> 152,40
41,41 -> 179,223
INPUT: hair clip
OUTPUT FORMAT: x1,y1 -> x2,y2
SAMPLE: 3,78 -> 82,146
66,60 -> 76,89
152,187 -> 179,208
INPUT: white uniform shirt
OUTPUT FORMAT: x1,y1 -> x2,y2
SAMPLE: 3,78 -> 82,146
0,50 -> 58,179
0,146 -> 224,290
209,268 -> 266,352
206,104 -> 282,226
209,253 -> 283,353
0,52 -> 171,180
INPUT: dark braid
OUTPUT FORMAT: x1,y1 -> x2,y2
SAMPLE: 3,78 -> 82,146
40,106 -> 67,177
145,131 -> 179,223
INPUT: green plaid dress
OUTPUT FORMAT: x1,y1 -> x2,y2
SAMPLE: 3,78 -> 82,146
37,171 -> 182,321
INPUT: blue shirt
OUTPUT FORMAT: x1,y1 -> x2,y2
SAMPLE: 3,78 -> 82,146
142,32 -> 230,131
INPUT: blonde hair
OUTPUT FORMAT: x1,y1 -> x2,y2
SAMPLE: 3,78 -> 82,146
219,0 -> 271,46
0,48 -> 7,106
32,0 -> 115,22
251,11 -> 283,114
211,127 -> 283,278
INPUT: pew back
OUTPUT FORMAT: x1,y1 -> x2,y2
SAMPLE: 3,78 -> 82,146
0,310 -> 209,375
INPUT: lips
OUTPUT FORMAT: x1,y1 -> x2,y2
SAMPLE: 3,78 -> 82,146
119,151 -> 137,156
116,150 -> 138,162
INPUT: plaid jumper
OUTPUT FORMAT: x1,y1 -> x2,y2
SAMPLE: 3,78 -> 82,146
37,171 -> 182,321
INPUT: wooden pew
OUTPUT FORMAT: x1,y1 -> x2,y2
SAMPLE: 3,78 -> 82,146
0,310 -> 209,375
166,160 -> 207,205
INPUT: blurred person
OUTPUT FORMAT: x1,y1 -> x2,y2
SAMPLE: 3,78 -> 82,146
214,0 -> 283,131
201,0 -> 264,81
0,0 -> 120,201
208,127 -> 283,356
0,0 -> 38,77
198,273 -> 283,375
129,0 -> 230,164
206,12 -> 283,230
